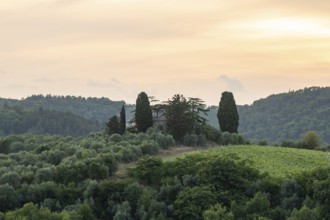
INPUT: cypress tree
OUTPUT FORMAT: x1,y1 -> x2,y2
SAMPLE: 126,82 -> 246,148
119,105 -> 126,134
135,92 -> 153,132
217,91 -> 239,133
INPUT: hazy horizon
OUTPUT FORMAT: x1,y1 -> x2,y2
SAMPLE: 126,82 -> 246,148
1,0 -> 329,105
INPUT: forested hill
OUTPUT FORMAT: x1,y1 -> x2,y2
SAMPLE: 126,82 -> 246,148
0,106 -> 101,136
237,87 -> 330,144
0,95 -> 134,123
0,95 -> 135,136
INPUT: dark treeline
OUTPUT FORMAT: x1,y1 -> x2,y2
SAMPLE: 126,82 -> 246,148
0,94 -> 134,123
0,105 -> 101,136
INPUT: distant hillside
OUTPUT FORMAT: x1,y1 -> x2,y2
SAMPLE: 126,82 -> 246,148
206,106 -> 219,128
0,95 -> 136,136
238,87 -> 330,143
207,87 -> 330,144
0,106 -> 101,136
0,95 -> 134,123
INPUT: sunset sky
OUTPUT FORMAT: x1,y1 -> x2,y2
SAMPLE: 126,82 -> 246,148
1,0 -> 330,105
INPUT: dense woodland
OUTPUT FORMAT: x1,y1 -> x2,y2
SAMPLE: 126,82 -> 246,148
0,95 -> 134,124
0,105 -> 101,136
238,87 -> 330,144
207,87 -> 330,144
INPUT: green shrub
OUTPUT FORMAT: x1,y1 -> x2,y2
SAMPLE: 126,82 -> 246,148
109,134 -> 123,143
183,134 -> 198,147
302,131 -> 321,149
0,172 -> 21,188
35,167 -> 54,183
9,142 -> 25,153
128,146 -> 143,160
120,148 -> 135,162
130,155 -> 163,185
156,135 -> 175,149
139,141 -> 160,155
222,132 -> 233,145
203,204 -> 234,220
259,140 -> 268,146
197,134 -> 207,147
174,186 -> 217,220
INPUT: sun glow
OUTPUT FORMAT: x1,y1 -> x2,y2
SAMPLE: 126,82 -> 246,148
252,17 -> 330,37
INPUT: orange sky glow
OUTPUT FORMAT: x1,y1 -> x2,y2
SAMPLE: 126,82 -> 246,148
1,0 -> 330,105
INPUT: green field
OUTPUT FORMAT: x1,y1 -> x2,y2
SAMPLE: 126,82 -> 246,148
162,145 -> 330,178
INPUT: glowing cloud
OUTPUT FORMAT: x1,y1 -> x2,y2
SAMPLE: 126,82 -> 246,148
249,17 -> 330,37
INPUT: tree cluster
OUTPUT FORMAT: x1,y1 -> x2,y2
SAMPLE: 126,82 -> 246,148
105,105 -> 126,135
130,91 -> 240,143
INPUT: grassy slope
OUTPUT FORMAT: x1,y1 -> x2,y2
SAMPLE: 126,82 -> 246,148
174,145 -> 330,178
117,145 -> 330,178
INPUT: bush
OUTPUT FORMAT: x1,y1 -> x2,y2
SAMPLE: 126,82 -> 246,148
9,142 -> 25,153
35,167 -> 54,183
281,140 -> 304,149
222,132 -> 233,145
302,131 -> 321,149
133,133 -> 149,145
130,155 -> 163,185
174,186 -> 217,219
155,135 -> 175,149
183,134 -> 198,147
128,146 -> 143,160
288,206 -> 321,220
195,124 -> 221,143
119,148 -> 136,162
109,134 -> 123,143
259,140 -> 268,146
0,184 -> 20,212
139,141 -> 160,155
203,204 -> 234,220
197,134 -> 207,147
0,172 -> 21,188
146,127 -> 176,149
100,153 -> 118,176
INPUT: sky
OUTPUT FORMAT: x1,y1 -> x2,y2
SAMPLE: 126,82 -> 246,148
1,0 -> 330,105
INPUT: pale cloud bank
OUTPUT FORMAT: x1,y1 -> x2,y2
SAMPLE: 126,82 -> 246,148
218,75 -> 244,92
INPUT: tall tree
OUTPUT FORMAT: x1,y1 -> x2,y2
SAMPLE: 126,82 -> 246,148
105,115 -> 120,135
188,97 -> 209,131
135,92 -> 153,132
217,91 -> 239,133
119,105 -> 126,134
165,94 -> 193,141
